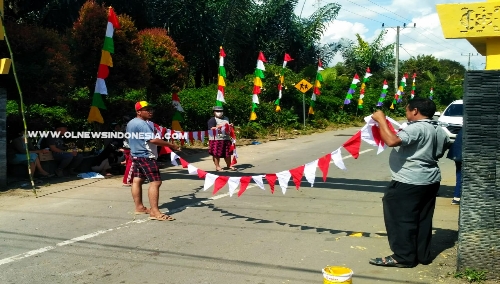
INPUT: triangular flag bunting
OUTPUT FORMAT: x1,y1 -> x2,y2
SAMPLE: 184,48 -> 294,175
265,174 -> 277,194
289,165 -> 305,190
213,176 -> 230,195
238,176 -> 253,197
317,153 -> 332,182
342,131 -> 362,159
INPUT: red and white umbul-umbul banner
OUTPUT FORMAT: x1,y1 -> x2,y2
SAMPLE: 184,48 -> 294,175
159,115 -> 401,197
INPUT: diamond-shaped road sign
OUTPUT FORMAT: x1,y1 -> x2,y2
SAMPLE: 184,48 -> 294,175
295,79 -> 313,93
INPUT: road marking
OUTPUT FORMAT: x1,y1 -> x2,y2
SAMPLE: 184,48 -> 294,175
0,188 -> 252,267
0,219 -> 148,266
0,148 -> 372,266
342,149 -> 373,160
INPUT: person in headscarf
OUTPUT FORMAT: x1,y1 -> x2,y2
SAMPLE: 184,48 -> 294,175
207,106 -> 236,171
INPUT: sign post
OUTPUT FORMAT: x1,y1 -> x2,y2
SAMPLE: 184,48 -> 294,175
294,79 -> 312,128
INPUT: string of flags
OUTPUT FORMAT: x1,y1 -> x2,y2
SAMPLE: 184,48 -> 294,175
159,115 -> 401,196
171,93 -> 184,131
377,80 -> 388,107
390,73 -> 408,109
309,59 -> 324,114
87,7 -> 120,124
216,46 -> 227,106
344,74 -> 360,105
250,52 -> 266,121
275,53 -> 293,112
410,73 -> 416,99
357,68 -> 372,109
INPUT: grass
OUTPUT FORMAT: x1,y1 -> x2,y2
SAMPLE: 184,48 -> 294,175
454,268 -> 488,283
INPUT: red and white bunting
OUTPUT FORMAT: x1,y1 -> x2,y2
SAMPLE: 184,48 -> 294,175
157,116 -> 401,197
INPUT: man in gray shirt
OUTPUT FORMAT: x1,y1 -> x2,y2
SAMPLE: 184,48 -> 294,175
369,98 -> 451,268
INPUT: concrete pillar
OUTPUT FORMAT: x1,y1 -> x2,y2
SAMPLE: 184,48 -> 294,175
0,88 -> 6,190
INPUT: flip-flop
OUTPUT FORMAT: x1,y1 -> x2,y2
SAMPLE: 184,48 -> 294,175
226,167 -> 237,171
134,208 -> 151,215
149,214 -> 175,221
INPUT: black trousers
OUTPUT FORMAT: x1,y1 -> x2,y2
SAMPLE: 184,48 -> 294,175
383,180 -> 440,265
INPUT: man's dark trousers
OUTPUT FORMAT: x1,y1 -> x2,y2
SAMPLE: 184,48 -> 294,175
383,180 -> 440,266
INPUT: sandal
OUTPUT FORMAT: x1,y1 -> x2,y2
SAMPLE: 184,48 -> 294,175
134,207 -> 151,215
369,256 -> 414,268
149,214 -> 175,221
226,166 -> 237,171
215,167 -> 223,172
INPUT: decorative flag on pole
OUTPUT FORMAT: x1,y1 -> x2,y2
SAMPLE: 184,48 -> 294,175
358,67 -> 372,109
390,73 -> 408,109
429,88 -> 434,100
275,53 -> 293,112
410,73 -> 416,99
309,59 -> 324,115
377,80 -> 389,107
250,51 -> 266,121
172,93 -> 184,131
344,74 -> 360,105
216,46 -> 226,106
87,7 -> 120,124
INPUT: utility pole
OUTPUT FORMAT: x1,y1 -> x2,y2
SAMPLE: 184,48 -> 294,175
382,23 -> 416,93
461,53 -> 480,70
395,26 -> 399,92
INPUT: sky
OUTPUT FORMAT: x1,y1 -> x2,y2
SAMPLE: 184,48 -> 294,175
294,0 -> 486,70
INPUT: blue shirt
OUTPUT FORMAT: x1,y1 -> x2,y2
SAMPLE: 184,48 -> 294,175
126,118 -> 158,159
446,128 -> 463,162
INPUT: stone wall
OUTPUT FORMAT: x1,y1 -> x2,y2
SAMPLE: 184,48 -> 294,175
458,71 -> 500,279
0,89 -> 6,190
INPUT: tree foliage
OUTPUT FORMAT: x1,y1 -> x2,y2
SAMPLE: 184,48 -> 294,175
138,28 -> 188,96
0,21 -> 76,105
69,1 -> 150,94
339,30 -> 395,75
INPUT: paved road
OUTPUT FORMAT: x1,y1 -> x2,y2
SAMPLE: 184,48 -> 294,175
0,125 -> 459,284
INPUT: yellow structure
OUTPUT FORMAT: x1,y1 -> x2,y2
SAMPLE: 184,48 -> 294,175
437,0 -> 500,70
0,58 -> 10,74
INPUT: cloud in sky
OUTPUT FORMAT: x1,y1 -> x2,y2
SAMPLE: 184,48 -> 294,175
295,0 -> 486,70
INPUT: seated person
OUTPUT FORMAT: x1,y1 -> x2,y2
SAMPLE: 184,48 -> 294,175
42,123 -> 84,177
7,126 -> 54,180
91,122 -> 125,176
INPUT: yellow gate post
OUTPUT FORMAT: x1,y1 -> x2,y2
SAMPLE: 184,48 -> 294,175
437,0 -> 500,69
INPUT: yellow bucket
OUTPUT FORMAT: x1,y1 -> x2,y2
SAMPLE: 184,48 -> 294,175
322,266 -> 353,284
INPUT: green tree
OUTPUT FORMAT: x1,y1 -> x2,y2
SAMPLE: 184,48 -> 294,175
0,21 -> 76,106
138,28 -> 188,96
69,0 -> 150,95
339,30 -> 395,75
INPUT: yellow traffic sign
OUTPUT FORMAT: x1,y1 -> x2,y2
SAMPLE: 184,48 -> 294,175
295,79 -> 312,93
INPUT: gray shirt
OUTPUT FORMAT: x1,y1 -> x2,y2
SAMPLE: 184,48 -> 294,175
126,118 -> 158,159
389,119 -> 450,185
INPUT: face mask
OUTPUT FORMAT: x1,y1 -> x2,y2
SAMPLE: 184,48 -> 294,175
215,111 -> 223,117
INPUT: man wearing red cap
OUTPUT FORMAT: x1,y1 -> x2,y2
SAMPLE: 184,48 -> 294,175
126,101 -> 180,221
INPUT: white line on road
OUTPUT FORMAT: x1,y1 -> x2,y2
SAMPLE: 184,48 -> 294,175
0,149 -> 372,266
0,219 -> 148,266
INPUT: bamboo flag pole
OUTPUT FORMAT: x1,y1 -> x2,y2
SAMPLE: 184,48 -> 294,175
0,9 -> 37,196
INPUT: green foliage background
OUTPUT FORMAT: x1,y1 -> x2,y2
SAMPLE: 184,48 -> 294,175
1,0 -> 466,142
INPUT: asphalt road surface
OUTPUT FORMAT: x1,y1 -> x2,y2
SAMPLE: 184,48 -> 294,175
0,125 -> 459,284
